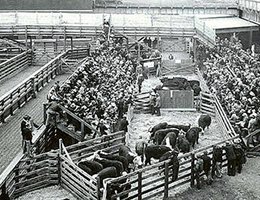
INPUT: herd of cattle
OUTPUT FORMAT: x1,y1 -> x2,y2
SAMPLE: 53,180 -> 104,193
76,114 -> 212,198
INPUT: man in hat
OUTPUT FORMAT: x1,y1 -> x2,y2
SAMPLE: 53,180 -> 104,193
193,155 -> 204,190
149,92 -> 156,115
212,145 -> 223,178
21,115 -> 38,155
224,141 -> 237,176
154,93 -> 161,116
201,151 -> 213,185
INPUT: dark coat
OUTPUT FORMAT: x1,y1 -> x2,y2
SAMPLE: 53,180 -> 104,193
224,144 -> 236,160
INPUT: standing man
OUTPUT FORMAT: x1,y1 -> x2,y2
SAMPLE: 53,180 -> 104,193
234,142 -> 246,174
119,116 -> 129,133
194,156 -> 204,190
154,93 -> 161,116
149,92 -> 156,115
201,151 -> 213,185
137,74 -> 144,93
212,145 -> 223,178
224,142 -> 237,176
21,115 -> 38,155
135,136 -> 148,163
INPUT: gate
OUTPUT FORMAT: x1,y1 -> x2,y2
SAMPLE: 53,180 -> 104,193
200,92 -> 215,116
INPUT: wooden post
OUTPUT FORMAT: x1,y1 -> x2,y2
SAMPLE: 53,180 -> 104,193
81,121 -> 85,140
25,25 -> 28,48
30,77 -> 36,98
190,153 -> 195,187
137,43 -> 141,62
43,103 -> 48,124
97,177 -> 101,200
58,138 -> 63,185
70,37 -> 73,50
249,27 -> 253,48
138,172 -> 142,200
164,161 -> 169,199
63,26 -> 67,51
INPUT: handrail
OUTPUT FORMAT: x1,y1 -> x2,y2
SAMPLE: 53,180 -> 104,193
57,104 -> 101,136
140,56 -> 162,63
0,50 -> 28,68
0,51 -> 65,101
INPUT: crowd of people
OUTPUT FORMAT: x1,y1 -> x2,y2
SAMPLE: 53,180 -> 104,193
198,36 -> 260,137
47,28 -> 145,136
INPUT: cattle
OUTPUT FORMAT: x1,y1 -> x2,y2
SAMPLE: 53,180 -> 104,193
166,124 -> 191,132
108,173 -> 131,200
144,145 -> 171,165
186,127 -> 203,148
78,160 -> 103,175
119,145 -> 142,170
153,128 -> 179,145
94,167 -> 117,188
161,132 -> 178,149
177,135 -> 190,153
94,157 -> 124,176
98,151 -> 129,172
78,162 -> 93,175
159,150 -> 179,181
149,122 -> 168,138
198,114 -> 212,131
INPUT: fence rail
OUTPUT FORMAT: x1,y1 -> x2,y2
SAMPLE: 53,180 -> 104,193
239,0 -> 260,11
0,48 -> 89,124
0,50 -> 31,81
106,135 -> 238,200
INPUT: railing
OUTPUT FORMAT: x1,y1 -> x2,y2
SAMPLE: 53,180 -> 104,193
0,52 -> 64,123
0,25 -> 195,38
238,0 -> 260,11
59,140 -> 98,200
0,48 -> 90,124
0,142 -> 59,199
106,135 -> 238,200
0,50 -> 31,81
200,92 -> 215,116
214,94 -> 237,138
194,17 -> 216,45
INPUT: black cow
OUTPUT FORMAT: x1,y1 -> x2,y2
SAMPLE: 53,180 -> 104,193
153,128 -> 179,145
78,160 -> 103,175
98,151 -> 129,172
159,150 -> 179,181
119,145 -> 143,171
166,124 -> 191,132
186,127 -> 203,148
177,135 -> 190,153
161,132 -> 178,149
95,167 -> 117,188
149,122 -> 168,138
198,114 -> 212,131
119,145 -> 135,164
94,157 -> 124,176
144,145 -> 171,165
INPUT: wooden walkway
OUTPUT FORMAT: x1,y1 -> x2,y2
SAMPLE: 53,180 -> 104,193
0,72 -> 70,174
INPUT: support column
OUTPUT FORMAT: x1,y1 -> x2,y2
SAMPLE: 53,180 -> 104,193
63,26 -> 66,51
193,36 -> 197,63
70,37 -> 73,50
249,27 -> 253,48
25,26 -> 28,49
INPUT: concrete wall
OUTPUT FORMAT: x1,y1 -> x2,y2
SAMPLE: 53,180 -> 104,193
0,0 -> 93,10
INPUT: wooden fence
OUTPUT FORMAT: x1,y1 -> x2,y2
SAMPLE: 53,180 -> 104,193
199,92 -> 215,116
0,50 -> 31,81
214,94 -> 236,138
0,149 -> 59,199
0,48 -> 89,124
106,135 -> 239,200
0,25 -> 195,38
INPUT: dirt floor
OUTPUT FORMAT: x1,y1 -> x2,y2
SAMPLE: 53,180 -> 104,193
167,157 -> 260,200
128,110 -> 227,154
16,185 -> 76,200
